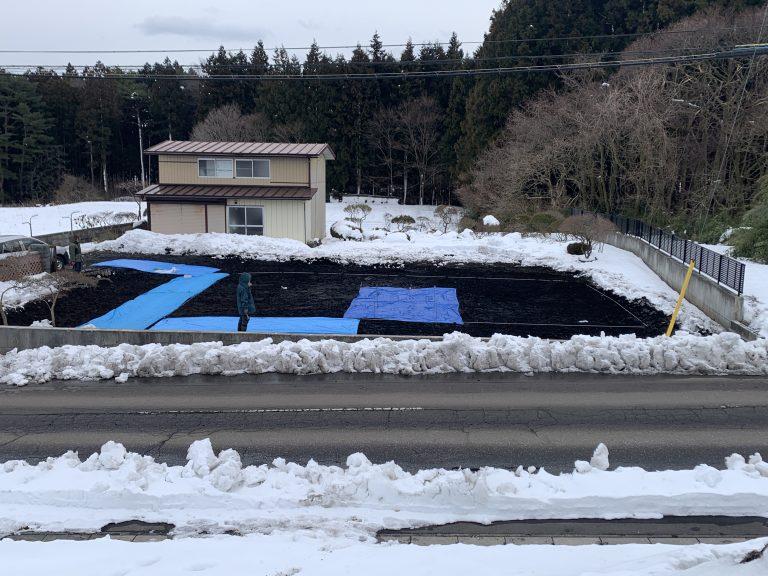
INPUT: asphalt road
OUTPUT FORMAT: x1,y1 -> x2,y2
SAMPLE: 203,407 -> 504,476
0,373 -> 766,472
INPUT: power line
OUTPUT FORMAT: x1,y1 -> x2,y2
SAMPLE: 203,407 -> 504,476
3,46 -> 765,82
0,45 -> 732,71
0,25 -> 761,55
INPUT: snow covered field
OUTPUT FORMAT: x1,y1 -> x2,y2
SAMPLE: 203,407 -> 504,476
2,533 -> 766,576
0,201 -> 142,237
1,440 -> 767,575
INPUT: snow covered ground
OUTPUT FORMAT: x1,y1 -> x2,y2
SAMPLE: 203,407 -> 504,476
0,201 -> 142,237
1,332 -> 766,387
326,196 -> 439,235
1,439 -> 767,536
94,227 -> 716,332
1,533 -> 766,576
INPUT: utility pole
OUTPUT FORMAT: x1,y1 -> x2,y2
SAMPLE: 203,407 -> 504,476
131,92 -> 146,188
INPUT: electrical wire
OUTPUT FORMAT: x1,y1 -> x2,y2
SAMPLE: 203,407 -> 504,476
0,44 -> 734,71
3,47 -> 764,81
0,25 -> 761,54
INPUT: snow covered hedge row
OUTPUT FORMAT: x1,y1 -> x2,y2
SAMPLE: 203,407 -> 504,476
1,332 -> 767,386
2,439 -> 767,536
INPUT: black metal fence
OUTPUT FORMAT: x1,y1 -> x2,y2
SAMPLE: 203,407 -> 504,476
572,209 -> 745,295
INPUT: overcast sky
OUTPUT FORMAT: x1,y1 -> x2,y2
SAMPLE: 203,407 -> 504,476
3,0 -> 502,68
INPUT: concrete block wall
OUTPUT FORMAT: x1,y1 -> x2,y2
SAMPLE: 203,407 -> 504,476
604,233 -> 754,338
37,222 -> 143,247
0,325 -> 445,354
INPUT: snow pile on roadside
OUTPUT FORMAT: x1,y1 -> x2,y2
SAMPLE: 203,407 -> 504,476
93,229 -> 715,331
2,533 -> 767,576
1,439 -> 768,536
1,332 -> 767,386
0,201 -> 142,237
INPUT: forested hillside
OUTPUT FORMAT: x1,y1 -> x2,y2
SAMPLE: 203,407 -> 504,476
0,0 -> 762,206
464,5 -> 768,258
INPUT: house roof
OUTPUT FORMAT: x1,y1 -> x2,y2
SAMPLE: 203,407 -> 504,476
145,140 -> 335,160
138,184 -> 318,201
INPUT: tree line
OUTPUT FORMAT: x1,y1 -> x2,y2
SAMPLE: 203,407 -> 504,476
0,0 -> 759,206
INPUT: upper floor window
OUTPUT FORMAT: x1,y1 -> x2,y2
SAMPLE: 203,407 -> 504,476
198,158 -> 233,178
235,159 -> 270,179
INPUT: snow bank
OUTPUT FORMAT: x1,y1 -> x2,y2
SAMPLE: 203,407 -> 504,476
2,533 -> 767,576
0,201 -> 142,237
3,533 -> 767,576
93,228 -> 716,331
483,215 -> 500,227
1,440 -> 768,537
1,332 -> 766,386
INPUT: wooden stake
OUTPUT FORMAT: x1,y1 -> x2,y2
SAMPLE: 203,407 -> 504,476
666,259 -> 696,337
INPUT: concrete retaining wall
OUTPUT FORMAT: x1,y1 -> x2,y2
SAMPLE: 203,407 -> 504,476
38,222 -> 142,247
604,233 -> 755,339
0,325 -> 445,354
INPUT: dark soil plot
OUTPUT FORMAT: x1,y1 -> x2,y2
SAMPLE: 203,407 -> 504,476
5,270 -> 172,328
148,255 -> 669,339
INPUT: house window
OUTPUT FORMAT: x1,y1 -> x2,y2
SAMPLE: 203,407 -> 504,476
198,158 -> 233,178
228,205 -> 264,236
235,159 -> 270,179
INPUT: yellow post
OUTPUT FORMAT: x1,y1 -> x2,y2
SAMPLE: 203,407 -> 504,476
666,259 -> 696,337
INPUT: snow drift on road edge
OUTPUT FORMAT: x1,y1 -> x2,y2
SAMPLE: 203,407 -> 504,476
1,439 -> 767,537
1,331 -> 766,386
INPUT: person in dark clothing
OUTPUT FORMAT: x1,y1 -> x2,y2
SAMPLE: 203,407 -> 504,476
69,235 -> 83,272
236,272 -> 256,332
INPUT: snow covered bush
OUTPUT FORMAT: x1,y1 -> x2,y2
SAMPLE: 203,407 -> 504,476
343,203 -> 372,230
330,220 -> 363,241
483,215 -> 500,227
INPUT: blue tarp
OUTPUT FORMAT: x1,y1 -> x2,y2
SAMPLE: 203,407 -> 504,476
93,259 -> 220,277
85,273 -> 228,330
344,287 -> 463,324
151,316 -> 360,335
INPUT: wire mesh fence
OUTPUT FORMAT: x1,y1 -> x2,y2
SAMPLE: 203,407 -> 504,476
571,209 -> 745,295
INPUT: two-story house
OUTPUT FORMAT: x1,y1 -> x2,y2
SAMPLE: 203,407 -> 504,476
139,140 -> 335,243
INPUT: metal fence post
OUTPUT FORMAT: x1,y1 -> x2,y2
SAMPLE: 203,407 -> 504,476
717,253 -> 723,285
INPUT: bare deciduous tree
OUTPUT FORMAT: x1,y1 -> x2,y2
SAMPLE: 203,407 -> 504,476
396,97 -> 441,206
191,104 -> 270,142
368,107 -> 400,197
434,205 -> 461,233
558,215 -> 618,259
28,270 -> 100,327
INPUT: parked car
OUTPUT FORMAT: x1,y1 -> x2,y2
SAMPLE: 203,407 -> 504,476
0,234 -> 67,272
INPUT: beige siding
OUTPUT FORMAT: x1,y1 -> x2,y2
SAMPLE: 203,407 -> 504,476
227,199 -> 306,242
158,155 -> 309,186
207,204 -> 226,233
309,157 -> 327,239
150,203 -> 206,234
